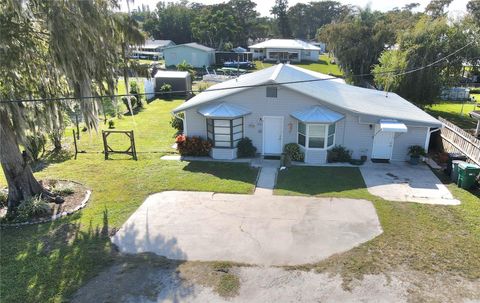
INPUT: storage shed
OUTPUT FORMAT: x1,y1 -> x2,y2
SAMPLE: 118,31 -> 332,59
163,43 -> 215,68
154,71 -> 191,96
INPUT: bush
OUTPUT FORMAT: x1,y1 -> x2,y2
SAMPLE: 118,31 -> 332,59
25,134 -> 46,161
237,137 -> 257,158
108,119 -> 115,129
469,88 -> 480,94
170,113 -> 184,136
160,83 -> 173,99
283,143 -> 304,162
0,190 -> 7,208
408,145 -> 426,157
17,196 -> 51,220
52,183 -> 75,196
327,145 -> 352,163
176,135 -> 212,156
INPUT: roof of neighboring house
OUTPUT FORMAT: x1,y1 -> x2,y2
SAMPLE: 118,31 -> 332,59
141,40 -> 175,49
249,39 -> 321,51
154,71 -> 190,79
164,42 -> 215,52
173,64 -> 441,128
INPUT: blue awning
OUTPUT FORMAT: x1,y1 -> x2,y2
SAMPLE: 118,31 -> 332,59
197,102 -> 251,119
291,106 -> 344,123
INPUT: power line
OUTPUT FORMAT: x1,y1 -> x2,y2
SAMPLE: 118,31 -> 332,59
0,41 -> 477,104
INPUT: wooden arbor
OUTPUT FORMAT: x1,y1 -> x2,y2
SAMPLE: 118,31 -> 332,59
102,130 -> 138,160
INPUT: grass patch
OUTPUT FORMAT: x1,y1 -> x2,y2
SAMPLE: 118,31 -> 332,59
253,54 -> 343,77
275,166 -> 480,288
425,101 -> 478,129
215,273 -> 240,298
0,98 -> 258,303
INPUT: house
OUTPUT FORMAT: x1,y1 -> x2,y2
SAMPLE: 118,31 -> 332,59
172,64 -> 442,163
249,39 -> 321,62
132,40 -> 175,60
163,43 -> 215,68
154,70 -> 191,96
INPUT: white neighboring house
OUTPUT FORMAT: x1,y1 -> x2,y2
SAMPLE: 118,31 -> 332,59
172,64 -> 441,163
132,40 -> 175,59
163,43 -> 215,68
249,39 -> 321,62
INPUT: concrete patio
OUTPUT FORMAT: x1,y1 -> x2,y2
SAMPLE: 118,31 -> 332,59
360,162 -> 460,205
111,191 -> 382,266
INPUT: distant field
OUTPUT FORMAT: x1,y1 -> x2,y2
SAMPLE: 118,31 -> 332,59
253,54 -> 343,77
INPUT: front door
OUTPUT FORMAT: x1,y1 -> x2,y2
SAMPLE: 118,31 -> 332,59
372,125 -> 394,160
263,116 -> 283,154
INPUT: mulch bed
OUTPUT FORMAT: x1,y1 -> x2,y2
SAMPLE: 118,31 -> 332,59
0,180 -> 90,227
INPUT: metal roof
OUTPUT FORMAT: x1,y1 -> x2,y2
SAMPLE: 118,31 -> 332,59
154,71 -> 190,79
249,39 -> 321,51
379,119 -> 408,133
197,102 -> 251,119
291,106 -> 344,123
142,40 -> 175,49
173,64 -> 442,128
165,42 -> 215,52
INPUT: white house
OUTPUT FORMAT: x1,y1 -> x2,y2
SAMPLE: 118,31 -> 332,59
132,40 -> 175,59
249,39 -> 321,62
163,43 -> 215,68
172,64 -> 441,164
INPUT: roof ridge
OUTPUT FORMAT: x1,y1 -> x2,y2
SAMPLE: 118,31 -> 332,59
270,64 -> 284,82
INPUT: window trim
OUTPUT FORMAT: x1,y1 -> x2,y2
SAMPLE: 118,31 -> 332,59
297,122 -> 336,150
206,117 -> 244,149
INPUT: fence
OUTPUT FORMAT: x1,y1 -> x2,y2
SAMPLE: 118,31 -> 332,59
439,117 -> 480,166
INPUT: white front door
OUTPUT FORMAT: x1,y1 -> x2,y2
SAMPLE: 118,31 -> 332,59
263,116 -> 283,154
372,125 -> 395,160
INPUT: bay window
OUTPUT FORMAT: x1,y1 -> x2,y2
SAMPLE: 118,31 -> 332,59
298,122 -> 336,149
207,118 -> 243,148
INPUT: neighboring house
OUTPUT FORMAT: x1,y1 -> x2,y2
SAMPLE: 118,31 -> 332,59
249,39 -> 321,62
172,64 -> 441,163
163,43 -> 215,68
154,70 -> 191,96
132,40 -> 175,59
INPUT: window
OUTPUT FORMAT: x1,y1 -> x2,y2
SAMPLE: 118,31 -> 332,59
297,122 -> 336,149
207,118 -> 243,148
266,86 -> 277,98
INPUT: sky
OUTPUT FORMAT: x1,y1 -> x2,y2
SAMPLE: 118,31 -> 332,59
121,0 -> 470,17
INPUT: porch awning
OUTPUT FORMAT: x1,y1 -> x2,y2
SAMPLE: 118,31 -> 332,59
291,105 -> 344,123
197,102 -> 251,119
379,119 -> 408,133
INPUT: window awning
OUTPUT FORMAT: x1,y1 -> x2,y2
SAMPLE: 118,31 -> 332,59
291,106 -> 344,123
197,102 -> 251,119
379,119 -> 408,133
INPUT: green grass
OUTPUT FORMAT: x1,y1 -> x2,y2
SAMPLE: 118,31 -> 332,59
275,166 -> 480,287
0,98 -> 258,303
426,101 -> 479,129
253,54 -> 343,77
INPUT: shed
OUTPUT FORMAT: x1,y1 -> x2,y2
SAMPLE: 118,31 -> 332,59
163,43 -> 215,68
154,71 -> 192,96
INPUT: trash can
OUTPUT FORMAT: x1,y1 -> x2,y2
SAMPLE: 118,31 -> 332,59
446,153 -> 467,176
457,162 -> 480,189
451,160 -> 464,182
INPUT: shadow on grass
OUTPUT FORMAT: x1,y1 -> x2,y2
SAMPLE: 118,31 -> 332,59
124,106 -> 146,116
182,161 -> 258,185
32,149 -> 74,173
275,166 -> 367,196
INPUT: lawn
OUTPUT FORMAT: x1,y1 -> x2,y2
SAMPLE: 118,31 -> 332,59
0,98 -> 259,303
254,54 -> 343,77
275,166 -> 480,286
426,101 -> 479,129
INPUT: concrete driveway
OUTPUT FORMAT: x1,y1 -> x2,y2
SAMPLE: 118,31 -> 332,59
360,162 -> 460,205
111,191 -> 382,266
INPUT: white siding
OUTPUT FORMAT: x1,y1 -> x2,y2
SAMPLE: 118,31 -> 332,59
391,126 -> 429,161
305,149 -> 328,164
210,148 -> 237,160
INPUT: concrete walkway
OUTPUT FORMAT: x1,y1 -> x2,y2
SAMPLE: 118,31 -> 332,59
253,159 -> 280,195
111,191 -> 382,266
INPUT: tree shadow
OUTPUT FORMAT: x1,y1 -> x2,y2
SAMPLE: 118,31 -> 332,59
182,161 -> 258,185
123,106 -> 145,116
32,149 -> 74,173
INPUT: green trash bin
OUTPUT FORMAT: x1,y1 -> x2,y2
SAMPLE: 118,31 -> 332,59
457,162 -> 480,189
451,160 -> 464,183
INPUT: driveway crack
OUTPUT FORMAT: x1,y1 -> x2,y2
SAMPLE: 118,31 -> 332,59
239,218 -> 262,250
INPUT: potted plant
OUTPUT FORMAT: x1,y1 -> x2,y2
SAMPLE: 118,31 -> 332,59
408,145 -> 426,165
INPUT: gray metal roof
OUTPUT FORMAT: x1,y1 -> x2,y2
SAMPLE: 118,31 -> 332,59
142,40 -> 175,49
173,64 -> 442,128
154,71 -> 189,79
197,102 -> 251,119
291,106 -> 344,123
249,39 -> 321,51
165,42 -> 215,52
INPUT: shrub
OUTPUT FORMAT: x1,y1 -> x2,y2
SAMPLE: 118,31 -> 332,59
170,113 -> 184,136
469,88 -> 480,94
129,96 -> 137,108
108,119 -> 115,129
0,190 -> 7,208
237,137 -> 257,158
25,134 -> 46,161
176,135 -> 212,156
408,145 -> 426,157
52,183 -> 75,196
160,83 -> 173,99
283,143 -> 304,162
327,145 -> 352,163
17,196 -> 51,220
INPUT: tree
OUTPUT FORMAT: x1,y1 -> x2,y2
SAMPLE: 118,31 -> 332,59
271,0 -> 291,38
425,0 -> 453,18
467,0 -> 480,25
372,50 -> 408,91
0,0 -> 121,213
